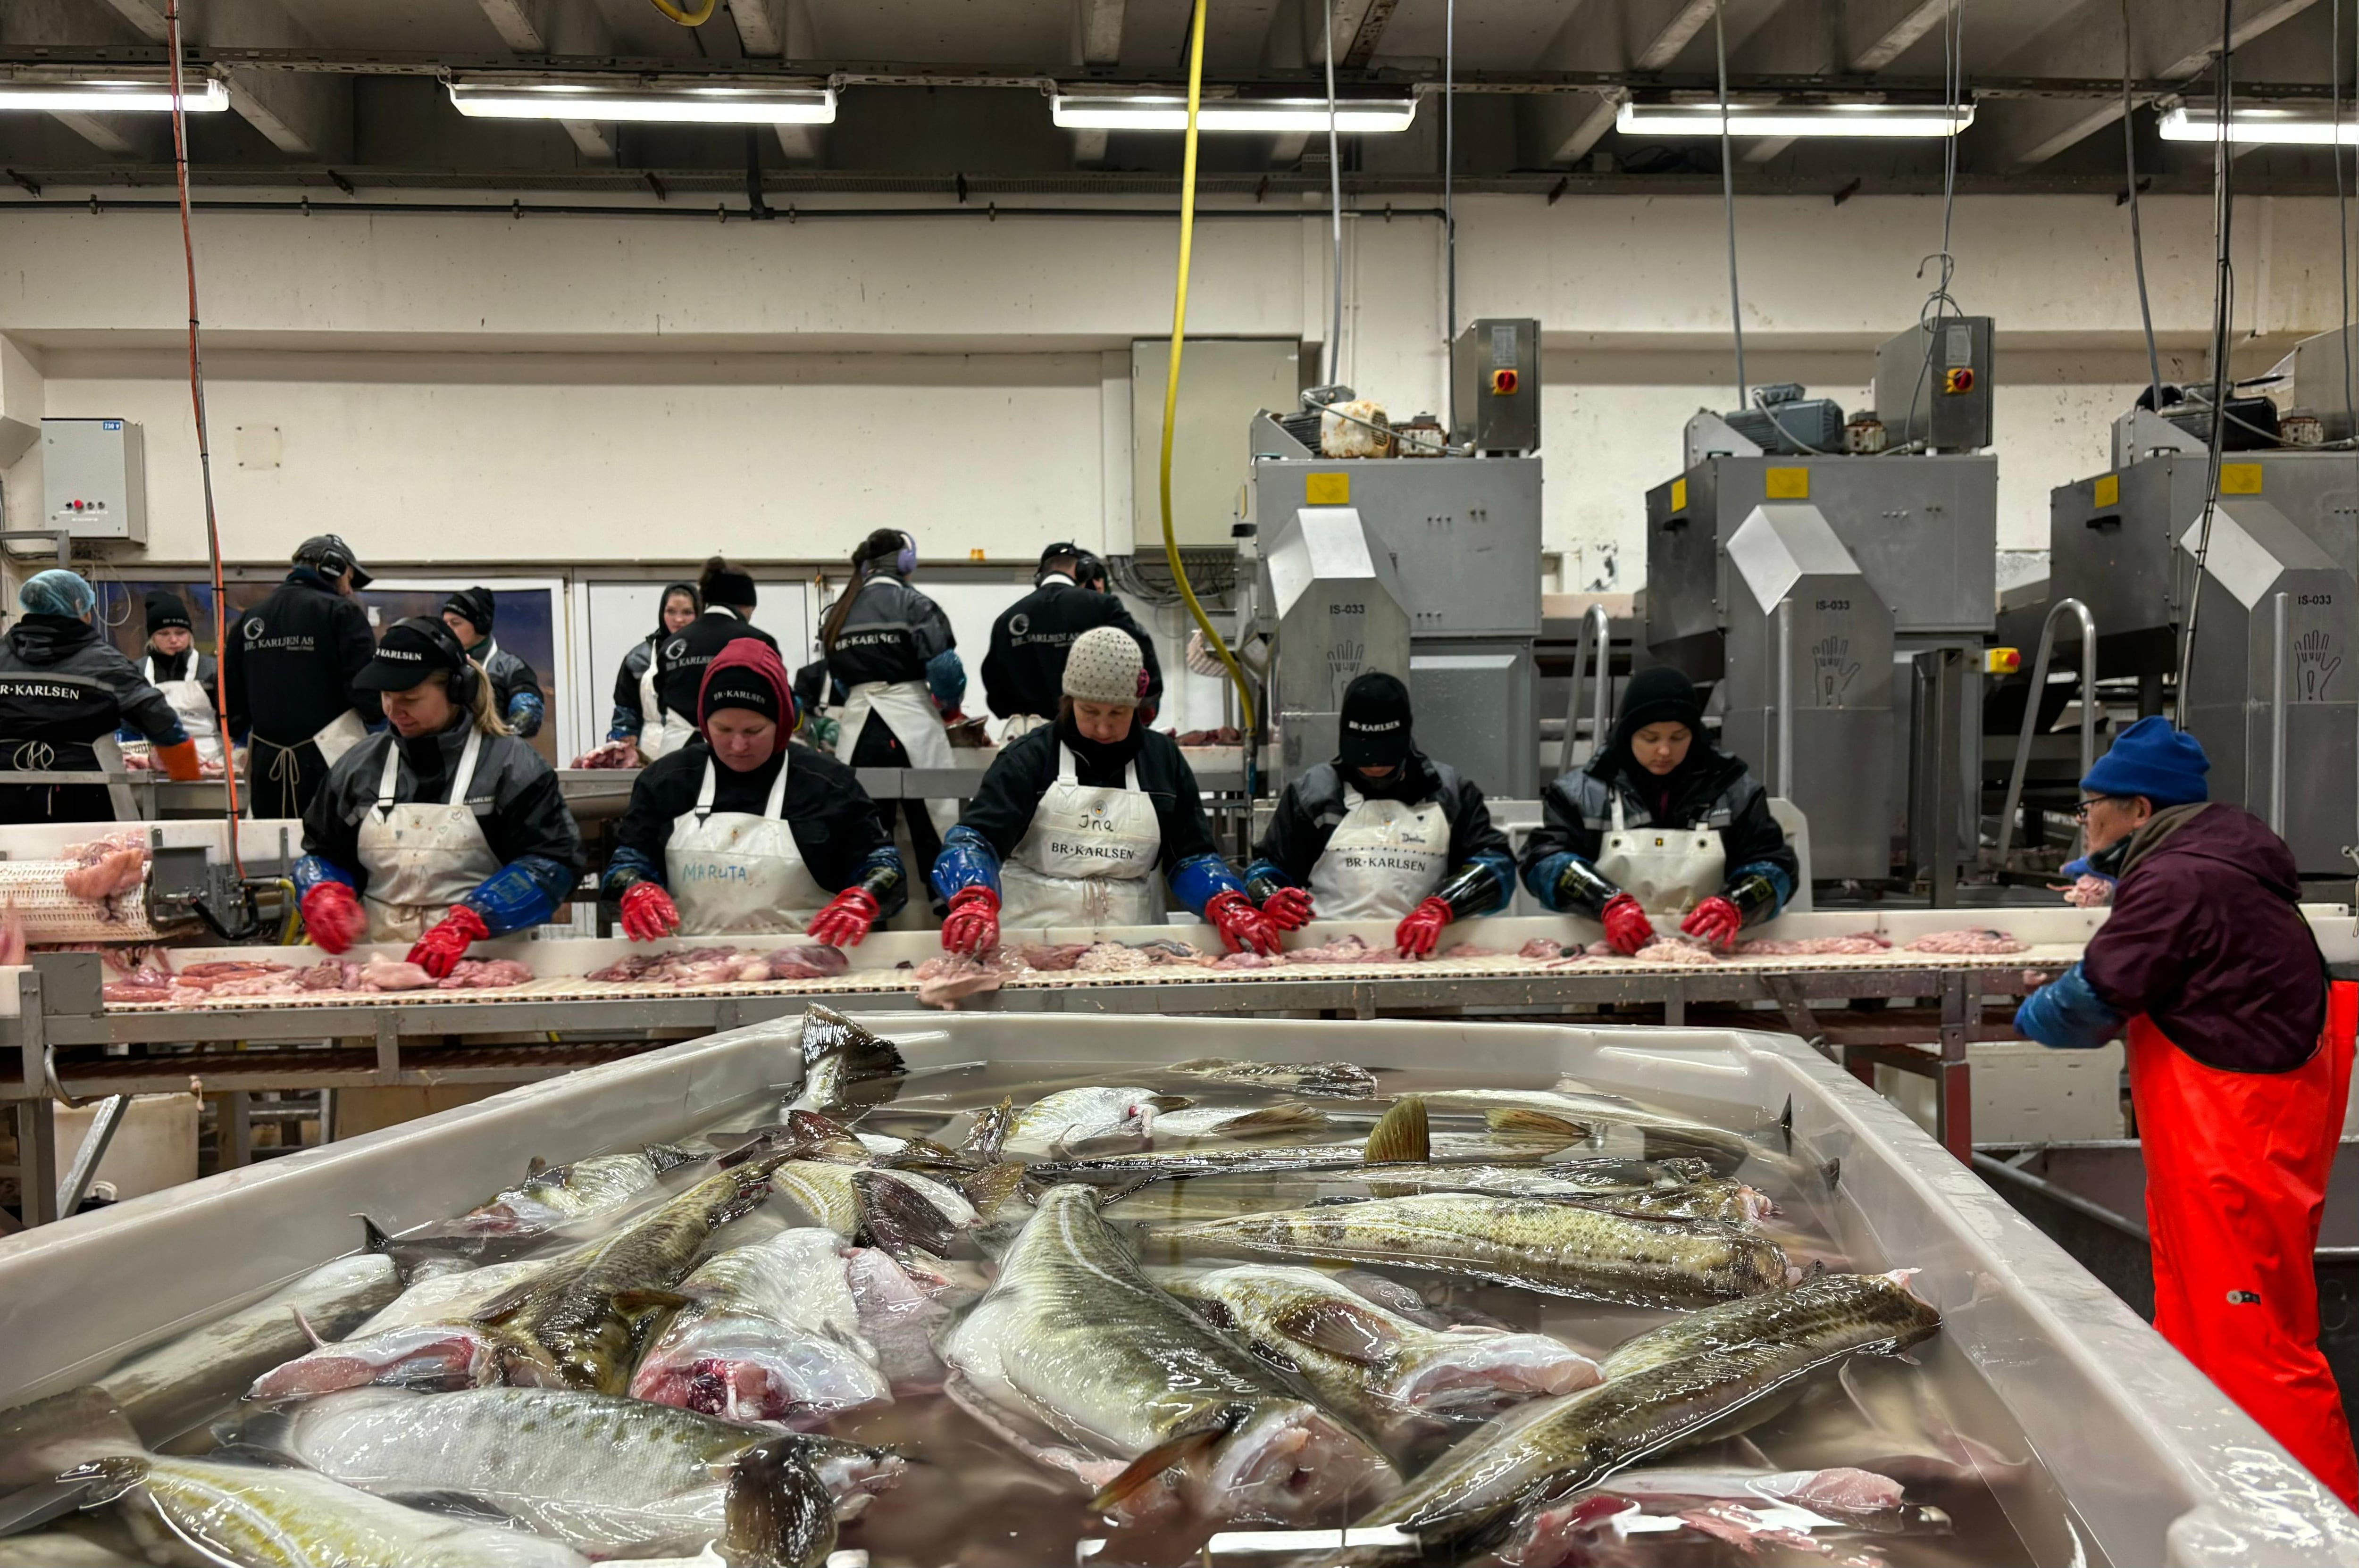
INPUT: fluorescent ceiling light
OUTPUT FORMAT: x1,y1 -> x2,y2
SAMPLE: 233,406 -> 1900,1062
0,75 -> 228,113
2158,102 -> 2356,145
447,77 -> 836,125
1051,93 -> 1416,133
1616,100 -> 1973,138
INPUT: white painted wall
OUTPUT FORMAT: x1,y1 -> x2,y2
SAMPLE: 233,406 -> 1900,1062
0,189 -> 2344,699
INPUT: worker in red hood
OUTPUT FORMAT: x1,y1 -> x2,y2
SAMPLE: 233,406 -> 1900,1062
601,639 -> 904,946
2016,717 -> 2359,1503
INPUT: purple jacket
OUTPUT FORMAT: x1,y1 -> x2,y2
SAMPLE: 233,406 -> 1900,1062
2081,802 -> 2326,1073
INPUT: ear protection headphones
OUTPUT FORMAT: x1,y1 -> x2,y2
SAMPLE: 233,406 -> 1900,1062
412,617 -> 480,710
301,541 -> 352,579
1074,550 -> 1108,591
895,530 -> 917,576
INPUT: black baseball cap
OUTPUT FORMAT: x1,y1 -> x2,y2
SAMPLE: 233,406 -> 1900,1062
1339,671 -> 1415,768
355,616 -> 466,692
294,534 -> 372,590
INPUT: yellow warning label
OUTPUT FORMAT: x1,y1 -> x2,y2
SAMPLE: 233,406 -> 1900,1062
2220,463 -> 2264,495
1670,477 -> 1688,512
1305,472 -> 1350,506
1765,467 -> 1810,500
2093,473 -> 2119,508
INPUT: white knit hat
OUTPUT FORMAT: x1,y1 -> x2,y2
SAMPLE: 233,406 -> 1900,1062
1063,626 -> 1145,707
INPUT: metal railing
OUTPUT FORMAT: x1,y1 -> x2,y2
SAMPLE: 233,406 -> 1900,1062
1559,603 -> 1611,769
1995,597 -> 2099,863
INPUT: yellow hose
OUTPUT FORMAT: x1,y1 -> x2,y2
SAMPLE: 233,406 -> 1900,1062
647,0 -> 717,24
1159,0 -> 1256,735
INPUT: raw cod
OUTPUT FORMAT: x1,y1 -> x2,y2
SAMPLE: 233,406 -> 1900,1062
1165,1057 -> 1380,1098
786,1005 -> 905,1114
433,1144 -> 700,1237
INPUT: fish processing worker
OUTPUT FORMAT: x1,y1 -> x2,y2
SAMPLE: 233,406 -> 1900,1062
982,542 -> 1163,741
1244,671 -> 1514,958
1518,665 -> 1798,954
933,626 -> 1278,956
608,580 -> 701,763
222,534 -> 381,819
135,588 -> 222,767
0,570 -> 201,822
601,640 -> 905,945
440,586 -> 545,740
2015,717 -> 2359,1504
655,556 -> 778,737
293,617 -> 584,977
819,528 -> 964,896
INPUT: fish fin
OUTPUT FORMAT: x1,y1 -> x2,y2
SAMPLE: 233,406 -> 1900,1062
644,1142 -> 702,1175
495,1339 -> 567,1388
785,1110 -> 872,1164
723,1438 -> 839,1568
1823,1157 -> 1842,1189
1210,1102 -> 1329,1139
376,1489 -> 523,1527
1092,1175 -> 1158,1210
889,1136 -> 965,1168
357,1214 -> 394,1254
797,1005 -> 906,1103
1364,1096 -> 1430,1164
1779,1096 -> 1794,1151
525,1155 -> 550,1178
56,1455 -> 148,1510
956,1160 -> 1028,1221
1272,1300 -> 1405,1366
611,1288 -> 693,1314
468,1276 -> 546,1326
1178,1294 -> 1239,1332
1146,1094 -> 1195,1113
289,1304 -> 326,1351
960,1097 -> 1015,1164
853,1169 -> 961,1261
1085,1407 -> 1246,1515
1484,1108 -> 1587,1139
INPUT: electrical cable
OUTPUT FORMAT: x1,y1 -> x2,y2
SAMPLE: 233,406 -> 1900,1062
2176,0 -> 2238,726
1897,0 -> 1966,454
1323,0 -> 1343,386
1160,0 -> 1257,743
1444,0 -> 1457,431
1713,0 -> 1746,405
2121,0 -> 2165,416
647,0 -> 719,25
2339,0 -> 2357,461
165,1 -> 245,875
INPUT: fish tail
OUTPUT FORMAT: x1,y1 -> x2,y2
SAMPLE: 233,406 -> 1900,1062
723,1438 -> 840,1568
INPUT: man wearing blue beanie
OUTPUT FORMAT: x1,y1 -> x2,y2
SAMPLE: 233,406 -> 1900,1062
2017,714 -> 2358,1501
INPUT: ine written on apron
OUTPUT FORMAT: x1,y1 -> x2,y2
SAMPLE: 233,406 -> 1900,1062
143,656 -> 222,765
1592,793 -> 1724,915
1305,785 -> 1452,922
637,645 -> 696,762
664,754 -> 831,936
355,729 -> 501,944
999,743 -> 1163,928
833,678 -> 960,835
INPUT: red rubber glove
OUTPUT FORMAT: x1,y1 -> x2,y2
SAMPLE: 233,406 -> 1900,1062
808,887 -> 881,948
154,738 -> 204,782
1261,885 -> 1316,932
407,903 -> 488,980
1600,892 -> 1656,957
619,881 -> 680,943
1206,889 -> 1281,957
299,882 -> 367,954
1395,895 -> 1454,959
941,886 -> 1000,956
1680,895 -> 1743,950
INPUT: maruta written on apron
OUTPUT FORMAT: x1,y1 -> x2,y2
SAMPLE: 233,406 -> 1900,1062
834,678 -> 960,835
1593,793 -> 1724,915
143,656 -> 221,765
665,754 -> 830,936
637,646 -> 695,762
355,728 -> 500,944
1306,785 -> 1451,922
999,743 -> 1163,928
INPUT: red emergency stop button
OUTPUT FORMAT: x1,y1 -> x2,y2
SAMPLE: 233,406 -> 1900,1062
1943,367 -> 1975,394
1490,368 -> 1519,395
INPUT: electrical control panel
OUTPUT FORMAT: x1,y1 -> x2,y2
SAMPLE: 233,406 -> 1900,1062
42,418 -> 148,544
1451,318 -> 1541,454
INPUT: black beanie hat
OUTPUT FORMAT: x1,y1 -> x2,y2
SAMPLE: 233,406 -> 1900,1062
1338,671 -> 1415,768
1611,666 -> 1705,753
143,589 -> 192,634
442,586 -> 496,636
702,662 -> 780,722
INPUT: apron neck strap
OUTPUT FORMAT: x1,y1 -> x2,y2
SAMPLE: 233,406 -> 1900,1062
694,752 -> 790,821
1610,792 -> 1628,833
694,758 -> 719,820
1342,784 -> 1365,811
377,727 -> 484,819
1056,744 -> 1079,785
142,655 -> 156,684
765,746 -> 791,817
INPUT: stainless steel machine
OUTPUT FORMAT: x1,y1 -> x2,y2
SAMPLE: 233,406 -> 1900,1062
1246,318 -> 1544,796
1255,505 -> 1413,780
1644,319 -> 1999,885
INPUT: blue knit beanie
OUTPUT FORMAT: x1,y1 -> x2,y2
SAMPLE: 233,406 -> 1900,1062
19,569 -> 95,619
2080,716 -> 2209,807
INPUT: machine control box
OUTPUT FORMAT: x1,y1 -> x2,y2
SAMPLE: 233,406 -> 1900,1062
41,418 -> 148,544
1873,316 -> 1993,453
1452,318 -> 1540,454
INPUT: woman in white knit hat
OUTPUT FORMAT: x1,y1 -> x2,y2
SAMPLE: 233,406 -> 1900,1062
932,625 -> 1279,956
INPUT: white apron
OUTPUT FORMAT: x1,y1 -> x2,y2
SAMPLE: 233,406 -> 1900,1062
834,678 -> 959,834
1000,743 -> 1163,927
665,754 -> 830,935
1305,785 -> 1452,922
355,728 -> 501,943
314,709 -> 369,767
636,647 -> 695,762
143,655 -> 222,766
1594,794 -> 1724,916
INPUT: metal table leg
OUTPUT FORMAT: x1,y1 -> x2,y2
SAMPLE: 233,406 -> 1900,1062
222,1092 -> 252,1169
1935,972 -> 1976,1162
54,1093 -> 125,1218
16,1101 -> 58,1226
